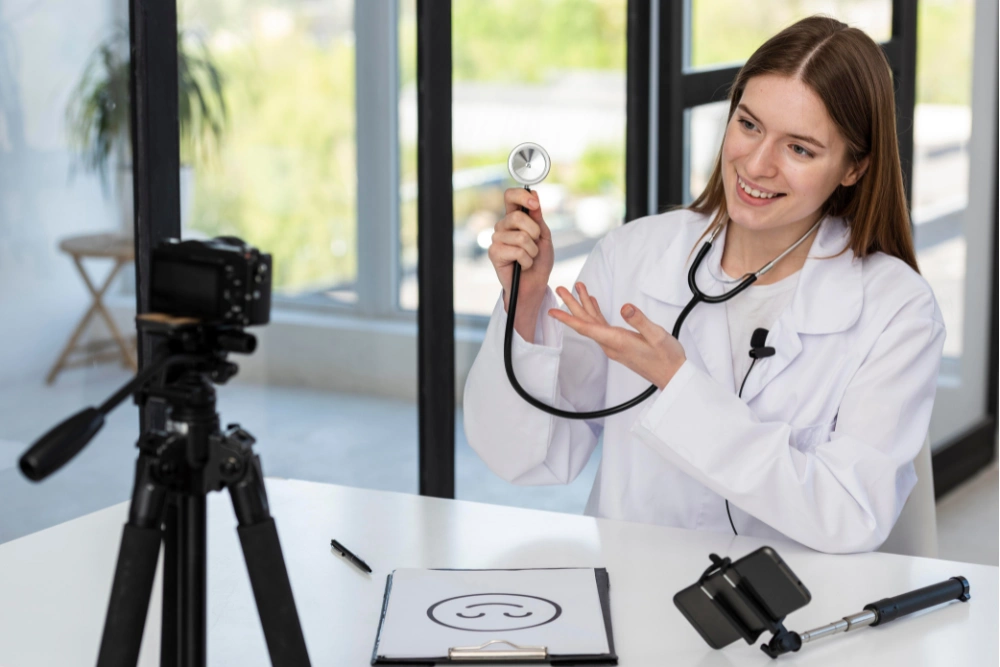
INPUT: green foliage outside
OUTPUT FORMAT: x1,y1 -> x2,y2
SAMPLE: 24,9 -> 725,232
188,26 -> 357,295
916,0 -> 974,105
449,0 -> 626,83
186,0 -> 972,296
690,0 -> 973,107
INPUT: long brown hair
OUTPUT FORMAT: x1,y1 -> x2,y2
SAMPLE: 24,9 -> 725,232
688,15 -> 919,272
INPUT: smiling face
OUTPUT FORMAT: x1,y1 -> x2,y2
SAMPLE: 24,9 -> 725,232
427,594 -> 563,632
721,74 -> 868,239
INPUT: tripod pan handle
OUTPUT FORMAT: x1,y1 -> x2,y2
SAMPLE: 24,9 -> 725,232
20,408 -> 104,481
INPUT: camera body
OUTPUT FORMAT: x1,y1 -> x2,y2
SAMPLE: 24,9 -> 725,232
151,236 -> 272,327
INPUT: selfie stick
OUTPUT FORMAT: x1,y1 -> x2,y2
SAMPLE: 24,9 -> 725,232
767,576 -> 971,657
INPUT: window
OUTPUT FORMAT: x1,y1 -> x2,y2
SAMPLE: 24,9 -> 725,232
180,0 -> 359,306
450,0 -> 628,511
689,1 -> 890,70
0,0 -> 141,542
399,0 -> 628,319
912,0 -> 975,361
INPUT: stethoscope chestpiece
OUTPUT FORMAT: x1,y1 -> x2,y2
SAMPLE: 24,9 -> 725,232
507,142 -> 551,187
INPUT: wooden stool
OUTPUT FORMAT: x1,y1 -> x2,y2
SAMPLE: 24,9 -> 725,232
46,233 -> 138,384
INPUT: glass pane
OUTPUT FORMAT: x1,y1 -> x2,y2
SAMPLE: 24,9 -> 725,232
398,0 -> 417,309
450,0 -> 627,513
0,1 -> 140,543
399,0 -> 628,315
689,1 -> 891,70
685,101 -> 729,204
172,1 -> 418,497
912,0 -> 975,362
181,0 -> 358,305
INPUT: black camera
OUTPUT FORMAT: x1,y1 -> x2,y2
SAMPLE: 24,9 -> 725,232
151,236 -> 272,326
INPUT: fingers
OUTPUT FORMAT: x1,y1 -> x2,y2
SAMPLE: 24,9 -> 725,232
554,283 -> 612,328
495,211 -> 541,244
589,296 -> 608,325
503,188 -> 551,239
554,286 -> 589,320
488,241 -> 536,270
504,187 -> 540,215
492,229 -> 539,260
547,307 -> 606,344
575,282 -> 603,322
621,303 -> 666,343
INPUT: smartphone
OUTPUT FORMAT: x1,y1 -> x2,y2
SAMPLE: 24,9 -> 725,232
673,546 -> 811,649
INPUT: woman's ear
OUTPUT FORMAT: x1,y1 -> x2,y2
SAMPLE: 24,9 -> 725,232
841,155 -> 870,187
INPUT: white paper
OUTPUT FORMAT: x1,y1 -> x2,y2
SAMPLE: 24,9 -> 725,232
375,568 -> 611,660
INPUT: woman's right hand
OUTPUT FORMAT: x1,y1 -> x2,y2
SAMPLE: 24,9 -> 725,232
489,187 -> 555,316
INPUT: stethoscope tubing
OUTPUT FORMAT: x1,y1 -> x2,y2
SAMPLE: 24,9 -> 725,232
503,208 -> 759,420
502,193 -> 819,420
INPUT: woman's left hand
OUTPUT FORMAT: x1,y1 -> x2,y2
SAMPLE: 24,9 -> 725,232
549,282 -> 687,390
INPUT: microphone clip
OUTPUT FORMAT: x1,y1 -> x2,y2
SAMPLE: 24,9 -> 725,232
748,327 -> 776,360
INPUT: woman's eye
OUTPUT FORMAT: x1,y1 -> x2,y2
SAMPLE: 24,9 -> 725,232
791,144 -> 813,157
739,119 -> 756,131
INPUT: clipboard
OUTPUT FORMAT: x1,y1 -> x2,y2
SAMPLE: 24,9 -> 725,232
371,568 -> 618,665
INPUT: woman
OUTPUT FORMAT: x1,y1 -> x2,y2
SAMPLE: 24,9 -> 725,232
463,16 -> 945,554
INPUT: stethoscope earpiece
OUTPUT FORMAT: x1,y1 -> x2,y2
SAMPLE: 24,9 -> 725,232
507,142 -> 551,187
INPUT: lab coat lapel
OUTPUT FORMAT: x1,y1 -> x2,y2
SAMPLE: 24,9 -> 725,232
638,219 -> 736,394
737,216 -> 863,404
736,312 -> 802,404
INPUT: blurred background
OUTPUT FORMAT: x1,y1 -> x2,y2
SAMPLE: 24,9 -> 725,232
0,0 -> 994,564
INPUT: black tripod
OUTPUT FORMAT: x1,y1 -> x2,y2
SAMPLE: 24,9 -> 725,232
20,322 -> 312,667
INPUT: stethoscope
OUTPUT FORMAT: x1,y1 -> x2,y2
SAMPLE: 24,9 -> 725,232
503,142 -> 821,420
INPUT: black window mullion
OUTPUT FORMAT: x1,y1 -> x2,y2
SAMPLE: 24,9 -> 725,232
416,0 -> 455,499
626,0 -> 651,222
656,0 -> 685,211
682,65 -> 740,107
129,1 -> 182,662
129,0 -> 181,431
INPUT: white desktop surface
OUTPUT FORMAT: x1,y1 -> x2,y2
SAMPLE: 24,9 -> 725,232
0,478 -> 995,666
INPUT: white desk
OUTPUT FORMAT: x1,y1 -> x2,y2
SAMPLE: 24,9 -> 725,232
0,478 -> 995,666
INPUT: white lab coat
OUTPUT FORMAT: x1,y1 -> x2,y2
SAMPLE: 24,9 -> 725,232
463,209 -> 946,554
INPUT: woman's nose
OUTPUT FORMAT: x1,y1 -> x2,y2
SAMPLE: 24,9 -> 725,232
745,140 -> 779,179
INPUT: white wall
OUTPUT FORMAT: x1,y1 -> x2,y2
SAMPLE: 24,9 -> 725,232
0,0 -> 126,385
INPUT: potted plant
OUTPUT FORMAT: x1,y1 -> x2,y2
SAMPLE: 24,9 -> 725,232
66,26 -> 227,230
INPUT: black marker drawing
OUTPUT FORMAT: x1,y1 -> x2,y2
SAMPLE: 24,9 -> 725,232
427,593 -> 563,632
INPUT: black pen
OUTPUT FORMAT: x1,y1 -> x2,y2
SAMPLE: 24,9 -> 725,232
330,539 -> 373,574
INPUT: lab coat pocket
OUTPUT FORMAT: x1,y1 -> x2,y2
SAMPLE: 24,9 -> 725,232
789,419 -> 836,454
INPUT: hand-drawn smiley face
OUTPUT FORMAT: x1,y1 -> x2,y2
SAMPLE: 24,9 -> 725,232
427,593 -> 563,632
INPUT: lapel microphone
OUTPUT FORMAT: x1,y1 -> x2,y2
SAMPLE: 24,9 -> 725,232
749,328 -> 776,359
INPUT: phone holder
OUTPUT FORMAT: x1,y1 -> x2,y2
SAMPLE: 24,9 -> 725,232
695,553 -> 802,658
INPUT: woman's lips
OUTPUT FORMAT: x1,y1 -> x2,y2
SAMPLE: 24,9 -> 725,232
735,174 -> 784,206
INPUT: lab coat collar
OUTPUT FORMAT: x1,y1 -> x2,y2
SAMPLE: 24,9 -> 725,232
638,214 -> 863,336
639,213 -> 863,402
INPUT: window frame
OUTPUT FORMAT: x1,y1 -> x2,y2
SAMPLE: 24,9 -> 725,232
652,0 -> 995,496
131,0 -> 993,503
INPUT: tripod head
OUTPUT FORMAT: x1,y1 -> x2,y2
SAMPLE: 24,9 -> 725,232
19,315 -> 256,482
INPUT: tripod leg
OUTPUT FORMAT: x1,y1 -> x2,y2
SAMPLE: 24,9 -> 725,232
160,494 -> 207,667
97,455 -> 169,667
229,455 -> 312,667
160,498 -> 179,667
